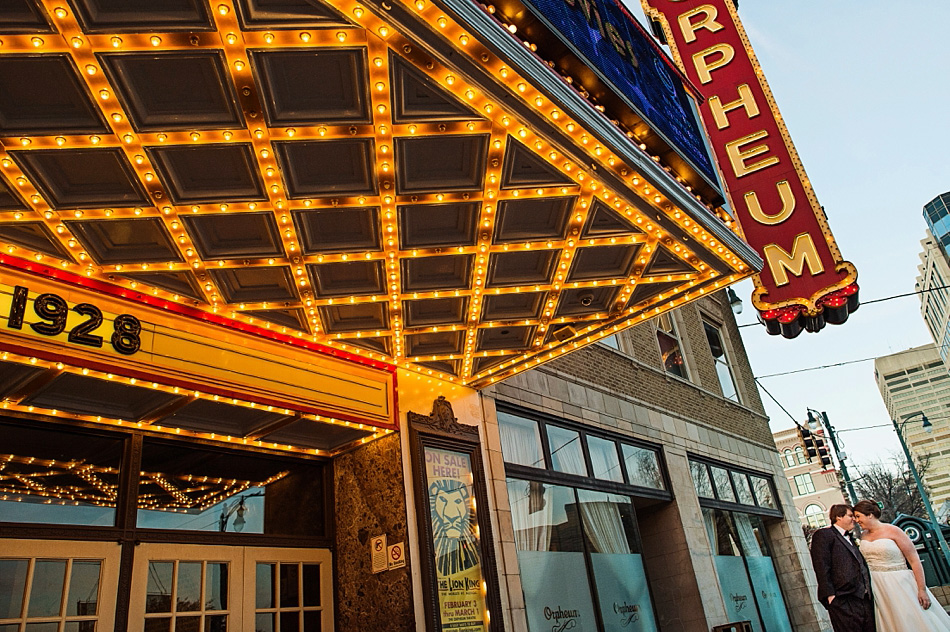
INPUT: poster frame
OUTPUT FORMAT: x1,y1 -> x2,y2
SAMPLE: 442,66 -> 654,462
408,397 -> 503,632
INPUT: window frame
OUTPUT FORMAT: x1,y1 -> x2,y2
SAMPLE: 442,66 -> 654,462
688,455 -> 783,518
803,504 -> 827,528
794,445 -> 806,464
701,316 -> 741,403
793,473 -> 816,495
0,416 -> 334,549
782,449 -> 795,468
654,311 -> 690,381
496,404 -> 672,502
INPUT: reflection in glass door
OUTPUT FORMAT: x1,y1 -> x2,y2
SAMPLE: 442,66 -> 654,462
0,540 -> 120,632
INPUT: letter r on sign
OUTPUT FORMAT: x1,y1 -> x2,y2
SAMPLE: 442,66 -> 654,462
677,5 -> 724,43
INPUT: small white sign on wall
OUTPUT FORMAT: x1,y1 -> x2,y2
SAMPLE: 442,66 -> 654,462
371,534 -> 388,574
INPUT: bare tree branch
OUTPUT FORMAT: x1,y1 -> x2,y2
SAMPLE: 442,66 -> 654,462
851,455 -> 931,522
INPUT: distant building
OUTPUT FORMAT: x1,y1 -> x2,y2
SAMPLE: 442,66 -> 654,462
773,427 -> 846,528
924,191 -> 950,257
916,230 -> 950,369
874,345 -> 950,510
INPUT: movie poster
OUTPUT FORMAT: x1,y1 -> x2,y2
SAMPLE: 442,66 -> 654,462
424,446 -> 488,631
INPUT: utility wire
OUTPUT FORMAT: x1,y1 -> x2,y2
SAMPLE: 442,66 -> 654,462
755,356 -> 878,379
755,339 -> 950,379
753,377 -> 798,424
737,283 -> 950,329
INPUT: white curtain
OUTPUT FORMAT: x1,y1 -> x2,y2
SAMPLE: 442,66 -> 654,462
703,508 -> 719,553
498,414 -> 544,468
578,492 -> 631,554
507,479 -> 554,552
733,513 -> 765,557
549,428 -> 586,476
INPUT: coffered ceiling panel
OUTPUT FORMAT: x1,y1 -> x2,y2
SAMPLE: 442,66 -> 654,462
0,55 -> 108,135
250,48 -> 371,125
99,51 -> 244,131
234,0 -> 352,30
0,0 -> 755,388
12,148 -> 149,208
0,1 -> 52,33
293,206 -> 380,253
0,220 -> 73,259
0,177 -> 27,210
273,139 -> 376,197
148,143 -> 267,204
67,217 -> 182,264
67,0 -> 214,33
181,211 -> 282,259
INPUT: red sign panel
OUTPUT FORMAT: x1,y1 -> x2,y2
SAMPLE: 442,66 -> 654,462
642,0 -> 858,337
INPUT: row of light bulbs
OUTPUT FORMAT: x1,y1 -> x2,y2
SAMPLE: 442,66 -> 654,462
0,349 -> 393,456
0,0 -> 751,388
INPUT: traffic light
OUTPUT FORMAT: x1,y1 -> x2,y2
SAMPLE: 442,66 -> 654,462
798,425 -> 818,460
814,434 -> 832,468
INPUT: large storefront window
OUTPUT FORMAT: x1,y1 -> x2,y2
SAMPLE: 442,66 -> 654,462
498,407 -> 668,632
136,440 -> 326,537
691,458 -> 790,632
0,421 -> 123,527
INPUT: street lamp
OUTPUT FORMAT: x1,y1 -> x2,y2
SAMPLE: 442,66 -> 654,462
893,412 -> 950,566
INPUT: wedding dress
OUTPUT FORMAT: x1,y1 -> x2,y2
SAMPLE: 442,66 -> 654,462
859,538 -> 950,631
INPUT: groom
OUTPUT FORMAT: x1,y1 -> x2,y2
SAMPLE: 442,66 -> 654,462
809,504 -> 876,631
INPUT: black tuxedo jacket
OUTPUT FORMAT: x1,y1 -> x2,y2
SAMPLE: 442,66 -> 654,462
810,525 -> 872,607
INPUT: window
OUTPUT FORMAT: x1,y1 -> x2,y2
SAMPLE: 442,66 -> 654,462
599,334 -> 620,350
496,408 -> 669,632
689,458 -> 779,513
656,312 -> 688,379
782,449 -> 794,467
704,508 -> 793,631
497,409 -> 667,492
803,504 -> 827,528
794,445 -> 806,464
703,319 -> 739,402
793,473 -> 816,495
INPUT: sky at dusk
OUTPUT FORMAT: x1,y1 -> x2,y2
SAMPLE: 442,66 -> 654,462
627,1 -> 950,470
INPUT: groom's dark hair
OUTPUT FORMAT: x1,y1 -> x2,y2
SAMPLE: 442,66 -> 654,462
828,504 -> 852,524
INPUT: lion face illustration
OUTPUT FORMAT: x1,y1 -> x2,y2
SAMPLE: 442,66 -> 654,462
429,479 -> 479,576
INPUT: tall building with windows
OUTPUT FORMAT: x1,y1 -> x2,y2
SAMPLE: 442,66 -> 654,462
875,345 -> 950,510
916,231 -> 950,369
772,427 -> 846,529
924,192 -> 950,256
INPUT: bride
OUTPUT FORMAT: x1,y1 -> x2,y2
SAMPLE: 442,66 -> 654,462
853,499 -> 950,631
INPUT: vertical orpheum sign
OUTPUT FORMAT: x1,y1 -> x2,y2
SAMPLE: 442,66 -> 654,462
642,0 -> 859,338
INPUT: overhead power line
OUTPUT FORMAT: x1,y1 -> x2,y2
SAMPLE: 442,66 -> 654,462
737,283 -> 950,329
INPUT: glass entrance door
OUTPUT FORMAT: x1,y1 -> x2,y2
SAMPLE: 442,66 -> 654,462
128,545 -> 332,632
0,539 -> 121,632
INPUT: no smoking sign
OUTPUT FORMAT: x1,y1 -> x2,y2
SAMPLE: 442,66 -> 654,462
387,542 -> 406,569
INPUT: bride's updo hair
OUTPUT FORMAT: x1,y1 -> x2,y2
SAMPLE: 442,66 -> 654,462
853,499 -> 882,518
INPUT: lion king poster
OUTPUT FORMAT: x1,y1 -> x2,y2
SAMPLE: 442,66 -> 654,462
424,446 -> 489,631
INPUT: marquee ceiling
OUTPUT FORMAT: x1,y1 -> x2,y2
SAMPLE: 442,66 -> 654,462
0,0 -> 758,388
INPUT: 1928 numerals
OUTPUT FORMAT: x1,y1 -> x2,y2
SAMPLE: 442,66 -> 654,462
6,285 -> 141,355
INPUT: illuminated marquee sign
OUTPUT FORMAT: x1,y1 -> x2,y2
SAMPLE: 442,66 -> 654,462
642,0 -> 859,337
521,0 -> 718,183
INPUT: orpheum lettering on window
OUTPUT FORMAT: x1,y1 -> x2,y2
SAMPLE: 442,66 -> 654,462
642,0 -> 859,338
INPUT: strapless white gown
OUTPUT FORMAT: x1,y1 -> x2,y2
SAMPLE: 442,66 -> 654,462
859,538 -> 950,631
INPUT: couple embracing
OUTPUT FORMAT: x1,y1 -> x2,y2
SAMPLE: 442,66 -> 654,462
811,501 -> 950,632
